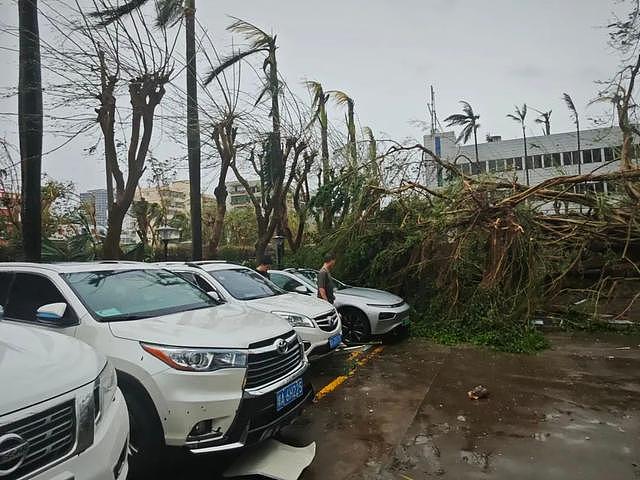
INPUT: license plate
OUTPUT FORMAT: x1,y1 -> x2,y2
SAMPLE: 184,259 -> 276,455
276,378 -> 304,411
329,333 -> 342,349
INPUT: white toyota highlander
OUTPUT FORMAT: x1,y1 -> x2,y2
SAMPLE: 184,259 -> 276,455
0,262 -> 313,475
0,321 -> 129,480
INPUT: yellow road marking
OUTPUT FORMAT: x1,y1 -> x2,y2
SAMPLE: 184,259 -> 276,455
314,346 -> 384,401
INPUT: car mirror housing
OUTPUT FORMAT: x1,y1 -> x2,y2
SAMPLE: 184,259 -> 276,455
294,285 -> 310,295
207,290 -> 225,303
36,302 -> 68,324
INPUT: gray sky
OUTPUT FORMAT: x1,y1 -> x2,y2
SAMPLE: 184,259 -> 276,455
0,0 -> 622,192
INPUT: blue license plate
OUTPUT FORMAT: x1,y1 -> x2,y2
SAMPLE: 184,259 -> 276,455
329,333 -> 342,349
276,378 -> 304,411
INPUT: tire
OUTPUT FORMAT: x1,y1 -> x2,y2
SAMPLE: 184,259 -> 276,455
339,308 -> 371,345
120,382 -> 165,477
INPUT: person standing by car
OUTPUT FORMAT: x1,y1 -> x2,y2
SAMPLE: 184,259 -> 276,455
317,252 -> 337,304
256,255 -> 273,280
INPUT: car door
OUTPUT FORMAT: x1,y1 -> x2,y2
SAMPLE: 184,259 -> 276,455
0,271 -> 79,335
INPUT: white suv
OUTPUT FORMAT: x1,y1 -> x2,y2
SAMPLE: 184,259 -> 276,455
0,321 -> 129,480
0,263 -> 312,474
160,262 -> 343,360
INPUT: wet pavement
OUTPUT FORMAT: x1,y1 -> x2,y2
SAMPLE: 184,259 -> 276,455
162,333 -> 640,479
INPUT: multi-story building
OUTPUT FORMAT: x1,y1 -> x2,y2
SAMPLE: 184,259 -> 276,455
136,180 -> 215,218
227,179 -> 261,210
79,189 -> 109,227
423,126 -> 634,194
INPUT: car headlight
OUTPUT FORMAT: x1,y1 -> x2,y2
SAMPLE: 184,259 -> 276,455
367,303 -> 403,308
94,361 -> 117,425
272,311 -> 315,328
141,343 -> 248,372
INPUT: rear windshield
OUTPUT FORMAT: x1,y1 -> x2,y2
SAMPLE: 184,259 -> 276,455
208,268 -> 282,300
63,269 -> 216,321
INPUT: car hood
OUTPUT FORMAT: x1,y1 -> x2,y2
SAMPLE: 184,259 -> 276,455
0,322 -> 104,416
109,304 -> 292,348
337,287 -> 404,304
246,293 -> 334,318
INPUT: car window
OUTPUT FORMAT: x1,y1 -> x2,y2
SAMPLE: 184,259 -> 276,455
0,271 -> 13,308
4,273 -> 76,323
208,268 -> 282,300
270,273 -> 306,293
63,269 -> 217,321
194,274 -> 214,292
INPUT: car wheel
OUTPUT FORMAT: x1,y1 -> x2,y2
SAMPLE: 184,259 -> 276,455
121,386 -> 165,477
340,308 -> 371,344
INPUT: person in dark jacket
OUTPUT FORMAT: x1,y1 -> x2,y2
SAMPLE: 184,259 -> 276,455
256,255 -> 273,280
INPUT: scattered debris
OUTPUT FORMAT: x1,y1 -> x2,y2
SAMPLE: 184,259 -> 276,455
616,347 -> 631,350
223,439 -> 316,480
468,385 -> 490,400
457,415 -> 467,422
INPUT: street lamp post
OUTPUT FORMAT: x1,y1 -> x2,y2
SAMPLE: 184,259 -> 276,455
157,225 -> 181,261
274,235 -> 285,269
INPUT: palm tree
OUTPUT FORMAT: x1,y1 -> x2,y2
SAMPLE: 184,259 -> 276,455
534,109 -> 552,135
507,104 -> 530,186
306,80 -> 332,230
18,0 -> 43,261
445,101 -> 481,163
91,0 -> 203,259
563,93 -> 581,175
330,91 -> 357,165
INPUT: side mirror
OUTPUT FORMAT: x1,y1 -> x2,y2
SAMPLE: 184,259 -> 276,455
294,285 -> 310,295
36,303 -> 68,323
207,290 -> 224,303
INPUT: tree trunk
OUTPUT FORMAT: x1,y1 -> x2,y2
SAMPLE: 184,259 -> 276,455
185,0 -> 202,260
523,126 -> 530,186
347,101 -> 357,165
473,127 -> 479,164
18,0 -> 43,261
320,103 -> 332,232
103,203 -> 126,258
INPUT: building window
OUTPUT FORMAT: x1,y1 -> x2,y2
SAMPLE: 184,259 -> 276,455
496,159 -> 505,171
506,158 -> 514,170
563,152 -> 572,166
488,159 -> 497,172
460,163 -> 471,175
583,149 -> 593,163
533,155 -> 542,169
552,153 -> 561,167
604,147 -> 614,162
571,151 -> 581,165
230,195 -> 250,205
591,148 -> 602,163
471,161 -> 486,175
543,154 -> 552,168
515,157 -> 523,170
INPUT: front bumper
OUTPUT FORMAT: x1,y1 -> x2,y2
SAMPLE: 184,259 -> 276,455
298,322 -> 342,360
370,303 -> 411,335
187,369 -> 314,453
33,389 -> 129,480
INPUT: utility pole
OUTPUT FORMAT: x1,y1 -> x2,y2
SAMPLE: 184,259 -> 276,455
185,0 -> 202,260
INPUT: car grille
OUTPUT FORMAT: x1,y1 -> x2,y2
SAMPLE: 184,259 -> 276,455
0,400 -> 76,480
246,333 -> 303,389
314,310 -> 339,332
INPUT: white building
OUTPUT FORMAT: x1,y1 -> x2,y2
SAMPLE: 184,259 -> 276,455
227,179 -> 260,210
423,126 -> 634,194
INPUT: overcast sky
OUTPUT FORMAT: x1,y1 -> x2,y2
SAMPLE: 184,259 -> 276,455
0,0 -> 622,192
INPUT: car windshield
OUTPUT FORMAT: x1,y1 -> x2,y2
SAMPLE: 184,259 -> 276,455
208,268 -> 283,300
294,269 -> 349,290
63,269 -> 216,321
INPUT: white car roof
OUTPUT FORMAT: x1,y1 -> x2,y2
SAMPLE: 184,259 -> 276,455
0,261 -> 161,274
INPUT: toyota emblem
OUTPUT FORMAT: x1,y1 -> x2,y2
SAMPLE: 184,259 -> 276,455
275,338 -> 289,355
0,433 -> 29,476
